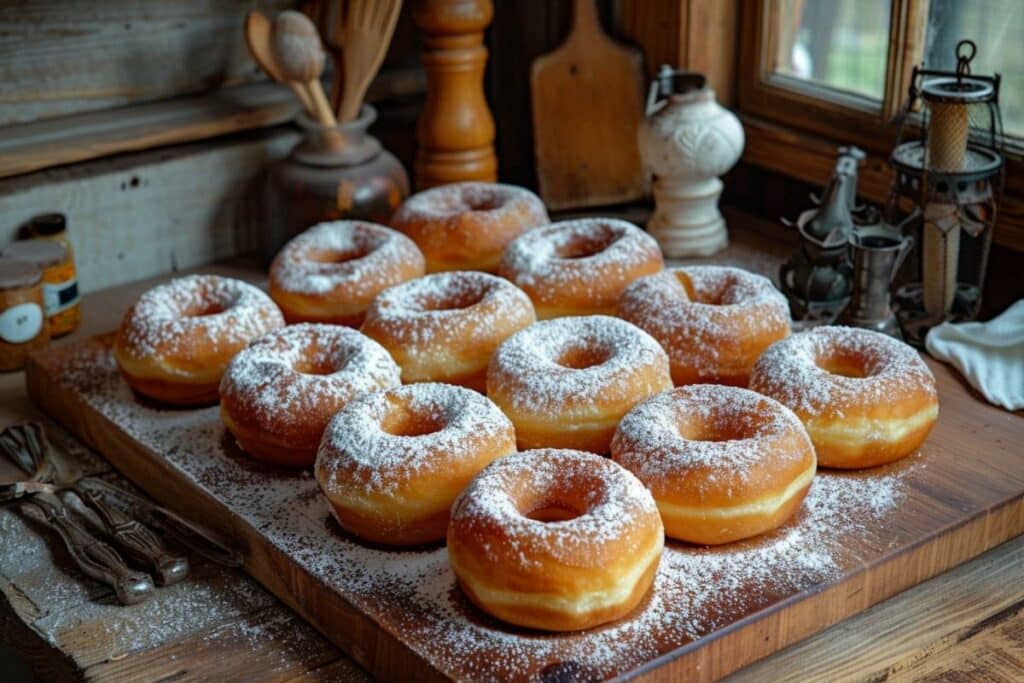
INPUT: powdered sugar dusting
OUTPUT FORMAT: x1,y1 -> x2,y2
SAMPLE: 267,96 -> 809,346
219,324 -> 401,436
750,326 -> 938,416
487,315 -> 670,415
316,383 -> 513,496
362,271 -> 534,348
269,220 -> 424,296
394,182 -> 547,227
451,450 -> 659,566
612,385 -> 812,485
498,218 -> 663,310
115,275 -> 284,368
618,265 -> 790,381
46,339 -> 929,680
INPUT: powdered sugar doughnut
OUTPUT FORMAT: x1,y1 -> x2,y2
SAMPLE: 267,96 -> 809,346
391,182 -> 548,272
361,271 -> 535,391
749,326 -> 939,469
447,448 -> 664,631
315,383 -> 516,545
219,324 -> 401,467
619,265 -> 790,386
611,385 -> 816,545
114,275 -> 284,406
487,315 -> 672,453
498,218 -> 664,319
269,221 -> 425,326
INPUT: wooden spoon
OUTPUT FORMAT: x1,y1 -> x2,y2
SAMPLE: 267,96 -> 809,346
271,10 -> 337,126
334,0 -> 402,123
244,10 -> 314,115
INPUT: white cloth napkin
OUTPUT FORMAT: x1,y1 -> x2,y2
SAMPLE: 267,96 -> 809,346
925,299 -> 1024,411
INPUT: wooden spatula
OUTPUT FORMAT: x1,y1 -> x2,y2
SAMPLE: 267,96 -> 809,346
332,0 -> 403,122
530,0 -> 648,210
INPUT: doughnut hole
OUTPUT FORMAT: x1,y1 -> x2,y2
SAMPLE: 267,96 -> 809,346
291,354 -> 339,376
676,407 -> 766,443
414,285 -> 488,312
183,300 -> 229,318
815,351 -> 871,379
554,224 -> 622,260
305,241 -> 374,265
379,402 -> 448,438
515,472 -> 604,524
555,343 -> 612,370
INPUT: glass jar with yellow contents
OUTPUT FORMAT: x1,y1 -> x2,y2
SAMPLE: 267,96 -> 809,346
2,236 -> 80,337
0,258 -> 49,371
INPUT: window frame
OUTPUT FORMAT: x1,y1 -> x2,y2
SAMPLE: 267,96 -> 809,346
737,0 -> 928,157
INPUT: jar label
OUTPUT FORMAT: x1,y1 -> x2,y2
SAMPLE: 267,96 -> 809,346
0,302 -> 44,344
43,278 -> 80,314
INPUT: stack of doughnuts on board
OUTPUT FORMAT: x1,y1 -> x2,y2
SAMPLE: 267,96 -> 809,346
114,181 -> 938,632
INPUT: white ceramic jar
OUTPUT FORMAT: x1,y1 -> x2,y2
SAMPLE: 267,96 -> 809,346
638,67 -> 744,257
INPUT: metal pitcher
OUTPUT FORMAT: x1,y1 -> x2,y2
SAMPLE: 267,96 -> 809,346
837,224 -> 914,338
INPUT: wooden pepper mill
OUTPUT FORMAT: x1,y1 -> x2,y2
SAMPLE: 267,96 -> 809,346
412,0 -> 497,189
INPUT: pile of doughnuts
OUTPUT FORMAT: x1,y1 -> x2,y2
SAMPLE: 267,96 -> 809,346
112,180 -> 939,633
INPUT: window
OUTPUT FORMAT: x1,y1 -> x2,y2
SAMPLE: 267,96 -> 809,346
741,0 -> 1023,149
738,0 -> 1024,251
772,0 -> 891,103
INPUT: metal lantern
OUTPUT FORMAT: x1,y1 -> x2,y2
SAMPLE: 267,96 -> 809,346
887,39 -> 1004,346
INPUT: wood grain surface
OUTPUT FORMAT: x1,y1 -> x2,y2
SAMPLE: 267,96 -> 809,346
1,216 -> 1021,680
530,0 -> 648,209
24,305 -> 1024,680
0,0 -> 293,126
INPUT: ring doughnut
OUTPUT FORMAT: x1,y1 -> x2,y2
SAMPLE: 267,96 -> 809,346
360,271 -> 535,391
749,326 -> 939,469
114,275 -> 284,406
611,385 -> 816,545
447,448 -> 664,631
487,315 -> 672,453
219,324 -> 401,467
390,182 -> 548,272
618,265 -> 791,386
498,218 -> 664,319
269,220 -> 425,326
315,383 -> 516,545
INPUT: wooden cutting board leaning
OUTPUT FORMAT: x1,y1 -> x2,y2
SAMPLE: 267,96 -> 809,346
530,0 -> 648,210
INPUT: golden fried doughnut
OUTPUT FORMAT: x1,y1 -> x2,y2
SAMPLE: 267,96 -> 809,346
219,324 -> 401,467
612,385 -> 816,545
447,448 -> 664,631
391,182 -> 548,272
269,220 -> 424,326
749,326 -> 939,469
361,271 -> 535,391
486,315 -> 672,453
498,218 -> 664,319
619,265 -> 790,386
315,383 -> 516,545
114,275 -> 284,406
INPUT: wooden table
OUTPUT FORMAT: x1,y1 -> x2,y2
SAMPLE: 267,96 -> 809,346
2,220 -> 1022,682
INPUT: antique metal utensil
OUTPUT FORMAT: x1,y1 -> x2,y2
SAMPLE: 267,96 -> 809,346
838,224 -> 914,338
20,492 -> 155,605
0,422 -> 189,586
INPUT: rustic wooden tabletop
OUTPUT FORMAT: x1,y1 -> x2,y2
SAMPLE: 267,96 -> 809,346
1,214 -> 1021,682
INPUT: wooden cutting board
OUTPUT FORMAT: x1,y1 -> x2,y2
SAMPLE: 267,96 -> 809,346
530,0 -> 648,210
24,335 -> 1024,681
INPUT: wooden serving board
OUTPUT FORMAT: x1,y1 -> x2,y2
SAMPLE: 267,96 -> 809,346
25,335 -> 1024,681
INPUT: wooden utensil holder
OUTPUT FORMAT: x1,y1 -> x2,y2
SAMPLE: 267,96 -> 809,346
412,0 -> 497,189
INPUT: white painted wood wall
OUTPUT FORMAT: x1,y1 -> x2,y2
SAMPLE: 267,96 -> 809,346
0,0 -> 300,294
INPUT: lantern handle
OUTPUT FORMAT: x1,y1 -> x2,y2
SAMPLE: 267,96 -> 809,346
955,39 -> 976,81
